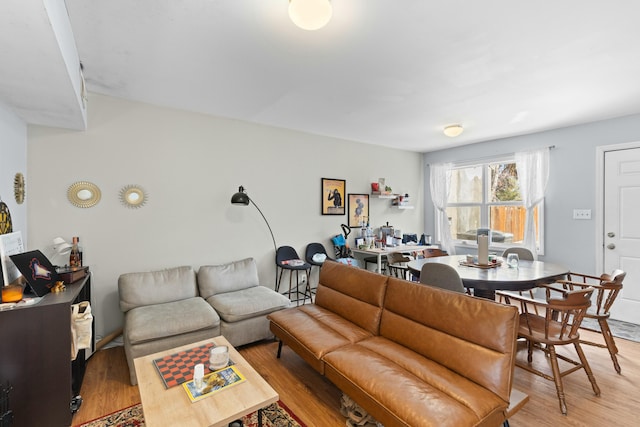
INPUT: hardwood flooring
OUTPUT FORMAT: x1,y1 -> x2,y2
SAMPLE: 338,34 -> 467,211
73,329 -> 640,426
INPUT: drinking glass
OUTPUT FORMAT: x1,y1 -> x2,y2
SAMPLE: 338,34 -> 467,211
209,345 -> 229,370
506,253 -> 519,268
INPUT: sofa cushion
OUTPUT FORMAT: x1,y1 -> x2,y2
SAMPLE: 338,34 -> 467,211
315,261 -> 388,335
124,297 -> 220,344
119,266 -> 197,312
381,277 -> 519,402
269,304 -> 374,374
323,337 -> 507,427
206,286 -> 290,323
197,258 -> 259,299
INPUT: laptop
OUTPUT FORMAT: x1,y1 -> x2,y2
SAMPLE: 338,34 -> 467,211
9,250 -> 60,297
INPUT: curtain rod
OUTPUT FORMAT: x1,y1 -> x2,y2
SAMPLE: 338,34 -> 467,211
426,145 -> 556,166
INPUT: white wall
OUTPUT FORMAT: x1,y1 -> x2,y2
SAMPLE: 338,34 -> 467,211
0,101 -> 27,242
423,113 -> 640,274
27,94 -> 424,340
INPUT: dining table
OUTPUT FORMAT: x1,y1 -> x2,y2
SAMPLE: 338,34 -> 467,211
407,255 -> 569,300
351,244 -> 437,273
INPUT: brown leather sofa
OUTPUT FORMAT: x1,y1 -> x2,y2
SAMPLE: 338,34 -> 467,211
268,261 -> 520,427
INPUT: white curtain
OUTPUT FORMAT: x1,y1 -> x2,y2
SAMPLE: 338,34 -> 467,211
515,148 -> 550,258
430,163 -> 455,255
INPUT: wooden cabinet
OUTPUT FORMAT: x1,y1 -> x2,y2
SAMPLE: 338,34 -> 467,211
0,274 -> 92,426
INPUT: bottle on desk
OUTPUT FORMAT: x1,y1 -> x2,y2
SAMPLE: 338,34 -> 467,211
69,236 -> 82,268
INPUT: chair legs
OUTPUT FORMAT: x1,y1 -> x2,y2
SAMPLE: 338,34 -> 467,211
573,342 -> 601,398
517,340 -> 600,415
277,268 -> 313,306
580,318 -> 621,374
546,345 -> 567,415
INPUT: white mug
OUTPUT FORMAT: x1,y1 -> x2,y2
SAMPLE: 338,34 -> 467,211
209,345 -> 229,370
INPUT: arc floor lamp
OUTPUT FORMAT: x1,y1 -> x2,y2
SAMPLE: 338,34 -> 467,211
231,186 -> 278,285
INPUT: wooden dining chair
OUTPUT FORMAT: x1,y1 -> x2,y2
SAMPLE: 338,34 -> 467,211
497,285 -> 599,415
556,269 -> 626,373
386,251 -> 412,280
500,247 -> 538,313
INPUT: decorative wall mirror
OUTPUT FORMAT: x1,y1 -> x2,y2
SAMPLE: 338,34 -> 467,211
14,172 -> 25,204
67,181 -> 101,208
120,185 -> 147,208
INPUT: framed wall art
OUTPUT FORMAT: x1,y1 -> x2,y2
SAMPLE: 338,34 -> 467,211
348,194 -> 369,227
321,178 -> 345,215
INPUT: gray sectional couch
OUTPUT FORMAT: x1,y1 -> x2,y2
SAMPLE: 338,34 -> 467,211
118,257 -> 290,385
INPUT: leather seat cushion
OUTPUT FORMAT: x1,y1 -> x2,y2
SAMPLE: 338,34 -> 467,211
125,297 -> 220,344
324,337 -> 507,427
269,304 -> 373,373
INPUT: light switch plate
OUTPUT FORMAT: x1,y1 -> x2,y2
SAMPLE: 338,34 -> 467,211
573,209 -> 591,220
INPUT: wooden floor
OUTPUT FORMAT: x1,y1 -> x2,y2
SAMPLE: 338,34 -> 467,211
73,329 -> 640,427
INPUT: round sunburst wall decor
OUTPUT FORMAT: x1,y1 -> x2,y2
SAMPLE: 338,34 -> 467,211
68,181 -> 102,208
14,172 -> 25,204
120,185 -> 148,209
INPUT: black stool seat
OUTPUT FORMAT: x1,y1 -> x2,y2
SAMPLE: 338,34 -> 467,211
305,242 -> 332,294
276,246 -> 312,305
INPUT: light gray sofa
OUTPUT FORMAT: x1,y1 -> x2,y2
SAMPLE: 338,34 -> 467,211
118,258 -> 290,385
198,257 -> 290,349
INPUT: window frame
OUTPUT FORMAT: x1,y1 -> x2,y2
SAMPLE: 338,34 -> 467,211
435,156 -> 545,255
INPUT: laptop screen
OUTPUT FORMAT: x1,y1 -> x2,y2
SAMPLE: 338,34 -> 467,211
9,250 -> 60,297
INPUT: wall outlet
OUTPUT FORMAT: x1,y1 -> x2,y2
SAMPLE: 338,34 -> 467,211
573,209 -> 592,220
299,273 -> 307,284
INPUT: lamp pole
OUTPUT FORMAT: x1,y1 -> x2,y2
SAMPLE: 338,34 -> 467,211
231,186 -> 278,287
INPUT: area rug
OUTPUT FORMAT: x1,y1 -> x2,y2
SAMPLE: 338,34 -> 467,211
74,400 -> 305,427
581,318 -> 640,343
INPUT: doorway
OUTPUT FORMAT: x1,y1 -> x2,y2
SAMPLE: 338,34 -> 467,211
598,143 -> 640,324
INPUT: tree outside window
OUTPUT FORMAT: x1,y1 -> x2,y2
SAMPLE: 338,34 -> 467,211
444,160 -> 540,248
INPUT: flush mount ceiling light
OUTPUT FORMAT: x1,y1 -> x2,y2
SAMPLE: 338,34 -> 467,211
289,0 -> 333,31
443,124 -> 464,137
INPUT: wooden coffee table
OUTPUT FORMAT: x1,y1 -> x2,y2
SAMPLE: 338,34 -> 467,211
134,336 -> 278,426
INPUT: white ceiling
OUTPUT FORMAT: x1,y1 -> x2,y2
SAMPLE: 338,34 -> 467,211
3,1 -> 640,152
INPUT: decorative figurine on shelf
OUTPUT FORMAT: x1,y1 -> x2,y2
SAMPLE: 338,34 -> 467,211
51,281 -> 66,293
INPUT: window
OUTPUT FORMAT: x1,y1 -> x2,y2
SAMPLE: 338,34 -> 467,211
442,159 -> 542,251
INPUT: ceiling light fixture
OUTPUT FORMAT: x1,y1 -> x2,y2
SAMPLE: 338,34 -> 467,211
443,124 -> 464,137
289,0 -> 333,31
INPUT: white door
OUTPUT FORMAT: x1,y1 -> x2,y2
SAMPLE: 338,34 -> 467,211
604,148 -> 640,323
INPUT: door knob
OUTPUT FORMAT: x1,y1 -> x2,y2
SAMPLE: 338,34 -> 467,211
607,232 -> 615,238
607,243 -> 616,250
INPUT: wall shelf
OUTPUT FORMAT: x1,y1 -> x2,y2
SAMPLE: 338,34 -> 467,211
371,191 -> 397,199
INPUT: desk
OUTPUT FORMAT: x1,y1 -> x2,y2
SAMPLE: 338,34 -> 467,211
407,255 -> 568,300
351,245 -> 436,273
134,336 -> 278,427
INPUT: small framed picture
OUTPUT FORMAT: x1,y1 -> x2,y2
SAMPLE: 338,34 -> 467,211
348,194 -> 369,227
322,178 -> 346,215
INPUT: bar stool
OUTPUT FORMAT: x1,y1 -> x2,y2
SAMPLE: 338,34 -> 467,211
305,242 -> 331,295
276,246 -> 312,305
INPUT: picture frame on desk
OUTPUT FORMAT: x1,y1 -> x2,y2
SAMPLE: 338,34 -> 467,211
321,178 -> 346,215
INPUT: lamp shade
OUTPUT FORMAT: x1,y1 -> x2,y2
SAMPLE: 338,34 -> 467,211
52,237 -> 72,255
231,186 -> 250,205
289,0 -> 332,31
